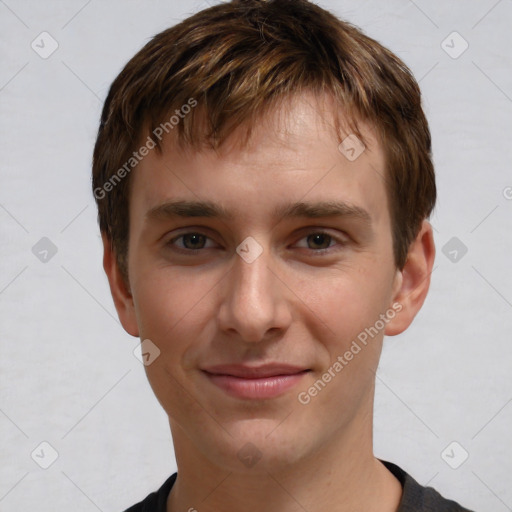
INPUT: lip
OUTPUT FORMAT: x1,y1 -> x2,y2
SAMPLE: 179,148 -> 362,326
202,364 -> 310,400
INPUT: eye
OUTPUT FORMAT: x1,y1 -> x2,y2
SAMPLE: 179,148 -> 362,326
293,231 -> 347,253
168,232 -> 215,251
305,233 -> 334,250
165,230 -> 347,256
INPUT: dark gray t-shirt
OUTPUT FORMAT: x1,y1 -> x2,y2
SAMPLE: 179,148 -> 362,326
124,459 -> 475,511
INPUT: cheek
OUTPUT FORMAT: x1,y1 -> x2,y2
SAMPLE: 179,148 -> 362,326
295,270 -> 390,414
299,263 -> 393,345
131,266 -> 218,354
131,268 -> 219,413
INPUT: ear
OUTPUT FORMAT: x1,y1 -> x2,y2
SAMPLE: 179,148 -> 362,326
385,220 -> 435,336
102,234 -> 139,337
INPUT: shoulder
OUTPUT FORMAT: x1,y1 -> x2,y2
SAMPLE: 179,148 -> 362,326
122,473 -> 177,512
380,460 -> 476,512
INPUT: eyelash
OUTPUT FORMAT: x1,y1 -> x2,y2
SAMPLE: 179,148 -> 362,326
166,230 -> 347,256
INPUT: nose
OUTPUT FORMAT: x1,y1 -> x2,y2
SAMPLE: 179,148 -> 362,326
217,244 -> 293,343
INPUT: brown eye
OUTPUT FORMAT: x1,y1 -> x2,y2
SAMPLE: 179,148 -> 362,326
306,233 -> 333,250
181,233 -> 207,250
292,230 -> 349,255
166,232 -> 215,254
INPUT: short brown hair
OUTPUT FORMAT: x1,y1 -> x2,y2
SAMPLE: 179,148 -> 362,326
92,0 -> 436,279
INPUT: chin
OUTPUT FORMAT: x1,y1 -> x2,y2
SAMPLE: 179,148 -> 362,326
201,419 -> 313,473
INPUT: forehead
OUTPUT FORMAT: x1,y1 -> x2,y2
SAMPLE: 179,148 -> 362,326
130,91 -> 389,227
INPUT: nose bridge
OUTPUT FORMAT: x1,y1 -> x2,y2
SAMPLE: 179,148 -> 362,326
235,248 -> 270,304
218,243 -> 289,341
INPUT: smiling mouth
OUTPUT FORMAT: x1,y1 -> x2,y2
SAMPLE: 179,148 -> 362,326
201,364 -> 311,399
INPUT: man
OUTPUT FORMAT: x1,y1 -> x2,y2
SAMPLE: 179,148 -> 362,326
92,0 -> 475,510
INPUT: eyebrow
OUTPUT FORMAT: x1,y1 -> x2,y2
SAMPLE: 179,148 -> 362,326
272,201 -> 371,224
146,199 -> 372,225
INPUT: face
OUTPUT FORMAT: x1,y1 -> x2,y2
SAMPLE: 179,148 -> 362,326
107,92 -> 425,474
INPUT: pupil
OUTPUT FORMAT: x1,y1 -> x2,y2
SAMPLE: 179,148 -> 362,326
309,234 -> 330,249
184,234 -> 205,249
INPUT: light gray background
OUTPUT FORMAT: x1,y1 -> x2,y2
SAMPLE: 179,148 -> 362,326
1,0 -> 511,510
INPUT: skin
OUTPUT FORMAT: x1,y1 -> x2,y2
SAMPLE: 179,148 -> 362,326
103,91 -> 435,512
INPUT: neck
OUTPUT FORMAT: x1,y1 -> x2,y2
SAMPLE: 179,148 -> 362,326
166,414 -> 402,512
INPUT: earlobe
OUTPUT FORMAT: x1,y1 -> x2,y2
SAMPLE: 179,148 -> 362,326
385,220 -> 436,336
102,234 -> 140,337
